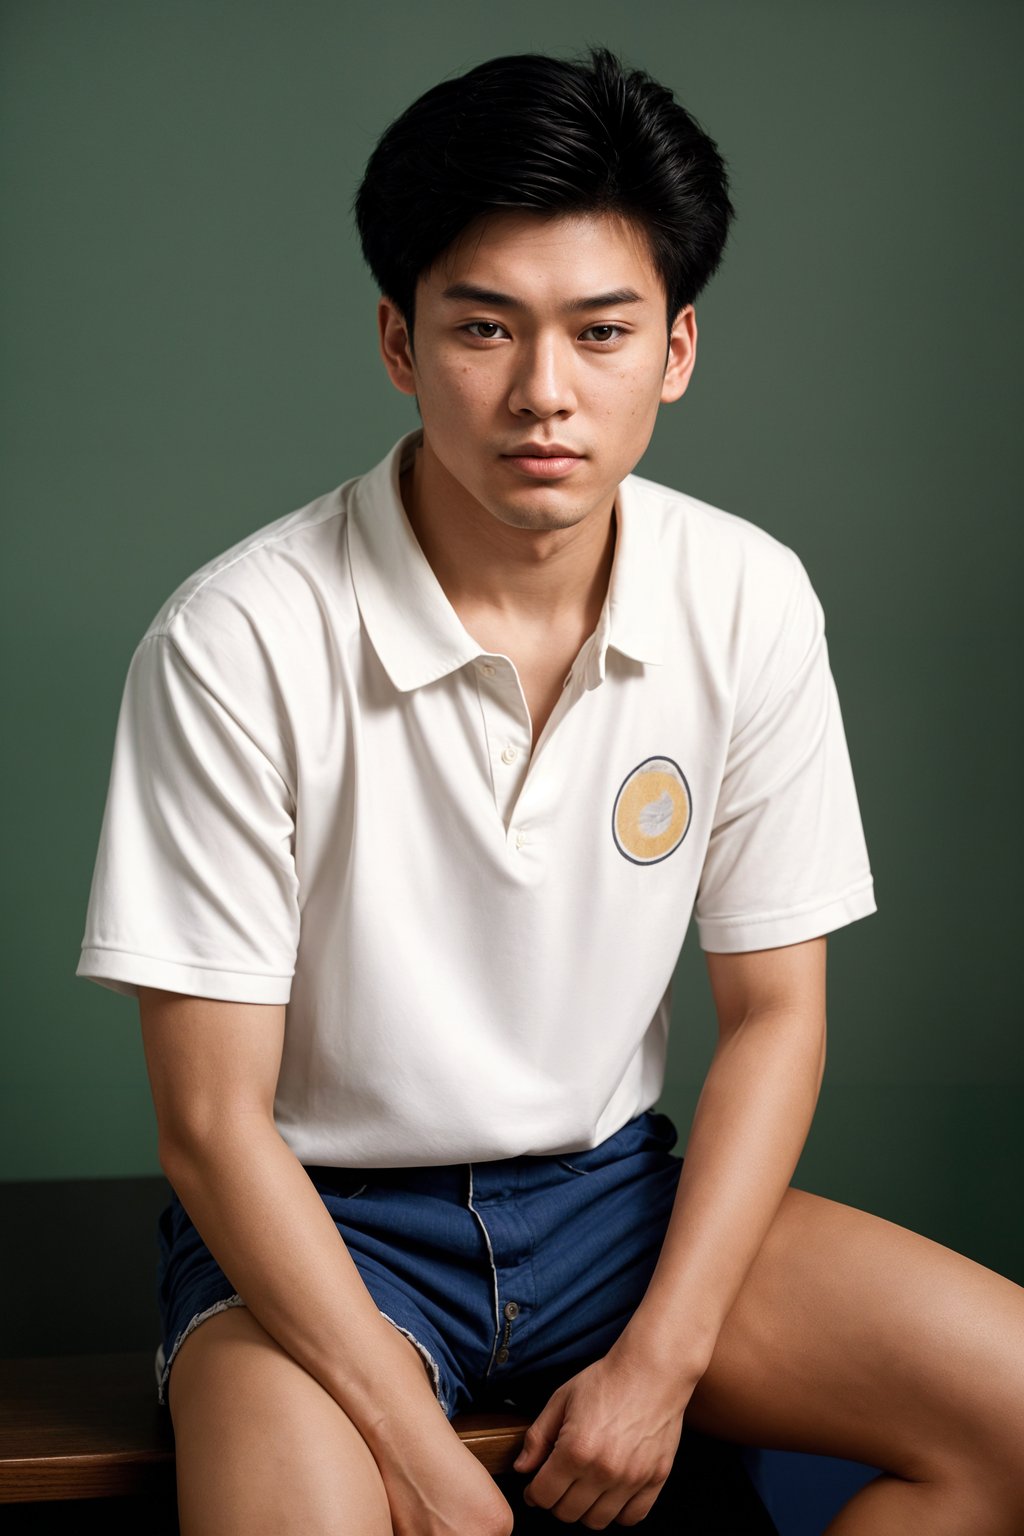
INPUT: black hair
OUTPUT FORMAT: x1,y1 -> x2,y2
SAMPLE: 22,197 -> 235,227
352,45 -> 736,350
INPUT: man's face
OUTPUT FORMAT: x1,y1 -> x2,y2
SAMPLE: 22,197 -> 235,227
378,209 -> 697,535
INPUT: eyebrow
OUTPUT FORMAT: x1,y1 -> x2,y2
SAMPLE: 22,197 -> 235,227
439,281 -> 646,313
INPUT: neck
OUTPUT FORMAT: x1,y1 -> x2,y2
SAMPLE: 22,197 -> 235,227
399,435 -> 618,637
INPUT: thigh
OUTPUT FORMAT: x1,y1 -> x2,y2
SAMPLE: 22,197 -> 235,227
157,1183 -> 466,1419
684,1186 -> 1024,1486
169,1304 -> 392,1536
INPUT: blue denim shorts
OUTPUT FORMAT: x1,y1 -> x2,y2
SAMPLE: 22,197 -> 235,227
154,1108 -> 683,1419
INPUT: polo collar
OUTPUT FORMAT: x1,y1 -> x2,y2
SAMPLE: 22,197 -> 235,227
347,428 -> 667,694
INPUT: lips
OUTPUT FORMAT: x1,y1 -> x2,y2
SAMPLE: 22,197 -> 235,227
501,450 -> 583,480
497,451 -> 580,476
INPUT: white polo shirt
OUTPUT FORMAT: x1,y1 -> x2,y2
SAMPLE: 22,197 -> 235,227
76,427 -> 876,1166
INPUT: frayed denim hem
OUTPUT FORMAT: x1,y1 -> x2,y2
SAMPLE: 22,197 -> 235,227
156,1292 -> 246,1406
379,1310 -> 449,1418
155,1296 -> 448,1417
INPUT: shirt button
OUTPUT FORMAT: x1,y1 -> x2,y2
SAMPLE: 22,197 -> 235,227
496,1346 -> 510,1365
501,744 -> 518,765
513,831 -> 525,850
504,1301 -> 520,1320
479,661 -> 496,677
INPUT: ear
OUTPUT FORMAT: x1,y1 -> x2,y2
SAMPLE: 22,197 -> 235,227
660,305 -> 698,404
377,296 -> 417,397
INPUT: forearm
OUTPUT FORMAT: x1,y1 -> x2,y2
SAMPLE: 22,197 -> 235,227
162,1120 -> 446,1453
619,1008 -> 825,1383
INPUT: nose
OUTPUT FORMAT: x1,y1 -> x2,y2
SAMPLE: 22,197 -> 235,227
507,334 -> 577,420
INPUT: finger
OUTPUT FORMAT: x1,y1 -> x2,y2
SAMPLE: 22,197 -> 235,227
513,1389 -> 566,1472
609,1480 -> 665,1526
523,1446 -> 585,1513
522,1461 -> 575,1510
578,1495 -> 623,1530
514,1426 -> 556,1475
568,1483 -> 646,1530
546,1475 -> 611,1526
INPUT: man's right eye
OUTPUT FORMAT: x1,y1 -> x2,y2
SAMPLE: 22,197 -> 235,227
463,321 -> 508,340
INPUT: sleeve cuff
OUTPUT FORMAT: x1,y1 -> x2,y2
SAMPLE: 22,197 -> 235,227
75,947 -> 293,1004
695,877 -> 877,953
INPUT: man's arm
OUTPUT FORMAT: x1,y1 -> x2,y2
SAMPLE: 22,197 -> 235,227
513,935 -> 827,1525
623,933 -> 827,1365
140,986 -> 512,1536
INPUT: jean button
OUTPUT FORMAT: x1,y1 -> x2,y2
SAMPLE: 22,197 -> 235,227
504,1301 -> 520,1320
496,1346 -> 510,1364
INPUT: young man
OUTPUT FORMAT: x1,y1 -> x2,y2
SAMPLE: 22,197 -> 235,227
77,47 -> 1024,1536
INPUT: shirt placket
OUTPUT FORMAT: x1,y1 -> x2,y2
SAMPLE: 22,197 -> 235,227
473,643 -> 597,853
473,656 -> 532,833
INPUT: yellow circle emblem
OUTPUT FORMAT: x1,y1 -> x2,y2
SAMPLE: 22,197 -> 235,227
613,757 -> 692,865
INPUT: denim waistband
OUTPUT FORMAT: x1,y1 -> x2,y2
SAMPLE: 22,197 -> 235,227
302,1109 -> 665,1204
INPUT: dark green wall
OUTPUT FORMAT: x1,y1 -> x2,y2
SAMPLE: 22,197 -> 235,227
3,3 -> 1021,1277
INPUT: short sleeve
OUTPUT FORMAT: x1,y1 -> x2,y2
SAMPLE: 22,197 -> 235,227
76,632 -> 300,1002
693,553 -> 876,952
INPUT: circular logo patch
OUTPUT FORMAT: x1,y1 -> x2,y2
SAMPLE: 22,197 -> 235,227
612,756 -> 692,865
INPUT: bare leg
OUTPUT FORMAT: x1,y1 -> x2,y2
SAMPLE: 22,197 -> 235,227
684,1187 -> 1024,1534
168,1304 -> 407,1536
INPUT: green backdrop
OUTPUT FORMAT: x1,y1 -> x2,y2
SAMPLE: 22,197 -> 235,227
3,2 -> 1021,1280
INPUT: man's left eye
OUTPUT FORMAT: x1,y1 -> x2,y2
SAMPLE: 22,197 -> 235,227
581,325 -> 625,343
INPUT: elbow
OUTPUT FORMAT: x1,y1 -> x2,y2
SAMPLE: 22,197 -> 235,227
156,1127 -> 205,1187
156,1109 -> 276,1185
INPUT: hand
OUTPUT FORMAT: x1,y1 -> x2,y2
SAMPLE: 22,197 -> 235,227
378,1413 -> 514,1536
512,1348 -> 695,1528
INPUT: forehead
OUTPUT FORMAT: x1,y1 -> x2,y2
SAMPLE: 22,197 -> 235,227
421,209 -> 663,304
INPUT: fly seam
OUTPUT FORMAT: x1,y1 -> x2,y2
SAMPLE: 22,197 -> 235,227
466,1164 -> 502,1373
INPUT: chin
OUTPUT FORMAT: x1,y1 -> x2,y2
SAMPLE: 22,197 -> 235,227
492,503 -> 591,532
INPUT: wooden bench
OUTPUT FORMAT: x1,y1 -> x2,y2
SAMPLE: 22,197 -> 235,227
0,1352 -> 784,1534
0,1352 -> 530,1505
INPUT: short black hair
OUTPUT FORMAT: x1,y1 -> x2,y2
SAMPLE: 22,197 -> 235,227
352,45 -> 736,347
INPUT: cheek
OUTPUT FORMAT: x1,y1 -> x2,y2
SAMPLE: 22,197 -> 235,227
422,360 -> 495,412
597,364 -> 662,420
